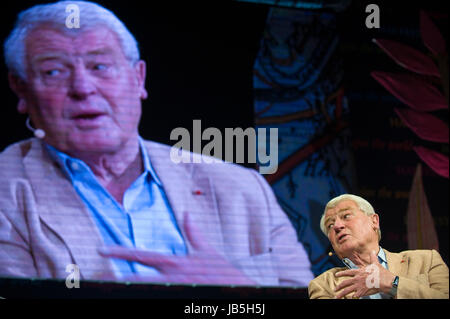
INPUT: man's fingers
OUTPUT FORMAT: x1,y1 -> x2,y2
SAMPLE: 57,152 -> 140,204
351,253 -> 365,267
335,278 -> 354,292
335,269 -> 357,277
98,246 -> 178,269
370,250 -> 379,264
335,284 -> 357,299
120,273 -> 189,284
183,212 -> 215,253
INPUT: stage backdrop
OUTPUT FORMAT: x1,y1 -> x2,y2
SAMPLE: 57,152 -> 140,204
248,0 -> 448,275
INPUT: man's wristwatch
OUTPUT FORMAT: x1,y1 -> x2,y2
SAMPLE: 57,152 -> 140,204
389,276 -> 399,298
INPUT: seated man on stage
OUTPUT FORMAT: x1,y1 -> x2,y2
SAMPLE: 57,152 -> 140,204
309,194 -> 448,299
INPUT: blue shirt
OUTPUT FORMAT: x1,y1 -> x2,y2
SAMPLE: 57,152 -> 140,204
45,137 -> 187,279
342,247 -> 391,299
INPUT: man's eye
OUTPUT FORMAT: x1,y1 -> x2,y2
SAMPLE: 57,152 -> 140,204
327,223 -> 334,229
44,69 -> 61,76
93,64 -> 108,71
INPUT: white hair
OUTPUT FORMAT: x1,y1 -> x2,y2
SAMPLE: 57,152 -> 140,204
320,194 -> 381,241
4,0 -> 140,80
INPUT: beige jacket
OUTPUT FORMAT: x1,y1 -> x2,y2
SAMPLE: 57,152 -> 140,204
308,249 -> 449,299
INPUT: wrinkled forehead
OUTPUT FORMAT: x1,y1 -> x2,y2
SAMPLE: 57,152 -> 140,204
325,199 -> 359,218
25,24 -> 123,61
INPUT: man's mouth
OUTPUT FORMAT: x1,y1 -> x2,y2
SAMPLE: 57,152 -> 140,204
74,114 -> 102,120
71,110 -> 106,119
70,112 -> 107,127
337,234 -> 349,243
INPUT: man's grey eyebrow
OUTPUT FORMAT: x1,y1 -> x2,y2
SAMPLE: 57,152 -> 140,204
85,49 -> 115,56
324,215 -> 335,225
32,53 -> 68,62
324,207 -> 353,225
32,49 -> 114,62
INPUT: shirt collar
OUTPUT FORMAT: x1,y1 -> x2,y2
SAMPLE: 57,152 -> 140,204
137,136 -> 162,186
378,246 -> 387,264
44,136 -> 162,186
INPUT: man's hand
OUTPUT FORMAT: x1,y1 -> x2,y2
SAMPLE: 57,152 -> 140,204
98,214 -> 255,286
334,250 -> 396,299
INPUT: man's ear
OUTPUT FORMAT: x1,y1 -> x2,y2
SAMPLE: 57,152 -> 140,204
134,60 -> 148,100
371,213 -> 380,232
8,73 -> 29,113
17,99 -> 27,114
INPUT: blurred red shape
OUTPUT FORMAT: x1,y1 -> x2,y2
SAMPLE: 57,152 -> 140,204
373,38 -> 440,77
420,11 -> 447,56
413,146 -> 449,178
394,108 -> 449,143
371,71 -> 447,111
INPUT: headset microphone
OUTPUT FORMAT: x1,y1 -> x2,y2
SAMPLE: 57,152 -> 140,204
26,117 -> 46,139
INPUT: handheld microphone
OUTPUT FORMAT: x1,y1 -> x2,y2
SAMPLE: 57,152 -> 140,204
26,117 -> 46,139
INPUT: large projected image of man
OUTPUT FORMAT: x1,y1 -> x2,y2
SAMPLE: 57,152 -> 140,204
0,1 -> 314,286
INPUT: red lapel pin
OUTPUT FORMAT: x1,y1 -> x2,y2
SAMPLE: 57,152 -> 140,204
193,190 -> 203,195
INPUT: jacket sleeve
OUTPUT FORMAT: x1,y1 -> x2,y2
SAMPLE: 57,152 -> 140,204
308,277 -> 335,299
250,170 -> 314,287
397,250 -> 449,299
0,210 -> 38,278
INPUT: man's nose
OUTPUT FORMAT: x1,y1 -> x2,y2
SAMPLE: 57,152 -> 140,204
69,66 -> 96,99
333,219 -> 345,233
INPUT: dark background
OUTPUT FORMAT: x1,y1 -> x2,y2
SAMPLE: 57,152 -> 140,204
0,0 -> 448,295
338,0 -> 448,262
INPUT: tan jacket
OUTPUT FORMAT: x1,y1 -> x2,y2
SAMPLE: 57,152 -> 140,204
309,249 -> 449,299
0,138 -> 314,286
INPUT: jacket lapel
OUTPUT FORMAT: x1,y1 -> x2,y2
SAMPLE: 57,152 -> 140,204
384,249 -> 409,276
145,141 -> 225,255
23,139 -> 115,280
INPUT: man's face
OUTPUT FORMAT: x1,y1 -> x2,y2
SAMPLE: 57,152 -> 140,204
324,200 -> 379,258
15,25 -> 147,154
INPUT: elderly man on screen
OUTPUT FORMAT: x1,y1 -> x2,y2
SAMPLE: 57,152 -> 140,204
0,1 -> 314,286
308,194 -> 449,299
